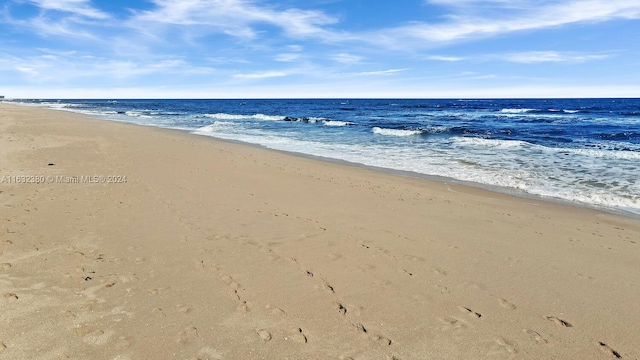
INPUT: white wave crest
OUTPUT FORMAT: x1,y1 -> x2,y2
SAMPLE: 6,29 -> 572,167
372,127 -> 423,136
203,113 -> 248,120
561,147 -> 640,161
454,137 -> 529,149
194,121 -> 237,134
124,111 -> 153,118
500,108 -> 537,114
252,114 -> 286,121
324,120 -> 351,127
202,113 -> 285,121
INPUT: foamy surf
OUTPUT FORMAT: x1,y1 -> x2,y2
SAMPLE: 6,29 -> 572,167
373,127 -> 423,136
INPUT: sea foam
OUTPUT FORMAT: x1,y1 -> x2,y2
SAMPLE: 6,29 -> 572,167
373,127 -> 423,136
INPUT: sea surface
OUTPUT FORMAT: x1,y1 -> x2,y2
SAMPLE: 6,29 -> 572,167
6,98 -> 640,216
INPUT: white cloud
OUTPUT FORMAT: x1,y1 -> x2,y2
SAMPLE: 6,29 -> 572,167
133,0 -> 338,40
15,66 -> 40,77
29,0 -> 110,19
233,70 -> 289,79
275,53 -> 301,62
353,69 -> 406,76
499,51 -> 610,63
25,15 -> 99,39
286,45 -> 304,52
368,0 -> 640,47
427,55 -> 465,61
332,53 -> 362,64
1,50 -> 214,83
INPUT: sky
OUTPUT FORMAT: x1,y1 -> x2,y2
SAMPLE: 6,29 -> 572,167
1,0 -> 639,98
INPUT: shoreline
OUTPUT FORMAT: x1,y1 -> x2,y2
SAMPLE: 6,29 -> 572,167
1,103 -> 639,359
234,146 -> 640,220
6,100 -> 640,219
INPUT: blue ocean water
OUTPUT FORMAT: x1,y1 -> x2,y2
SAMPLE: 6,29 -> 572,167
7,98 -> 640,216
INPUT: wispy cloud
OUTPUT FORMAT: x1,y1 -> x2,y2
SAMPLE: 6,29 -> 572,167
132,0 -> 338,40
29,0 -> 110,20
427,55 -> 465,61
427,51 -> 611,63
275,53 -> 301,62
0,50 -> 213,82
498,51 -> 611,63
332,53 -> 362,64
2,0 -> 111,41
353,69 -> 407,76
233,70 -> 289,79
368,0 -> 640,47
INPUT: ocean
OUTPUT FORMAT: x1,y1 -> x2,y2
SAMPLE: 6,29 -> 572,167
6,98 -> 640,216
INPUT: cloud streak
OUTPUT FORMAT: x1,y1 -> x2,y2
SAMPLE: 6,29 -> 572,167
498,51 -> 611,63
366,0 -> 640,47
29,0 -> 110,19
132,0 -> 338,40
233,70 -> 289,79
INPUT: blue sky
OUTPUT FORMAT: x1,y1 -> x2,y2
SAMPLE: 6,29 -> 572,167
1,0 -> 639,98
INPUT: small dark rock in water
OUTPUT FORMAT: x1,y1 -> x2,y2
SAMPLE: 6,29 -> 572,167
47,163 -> 55,166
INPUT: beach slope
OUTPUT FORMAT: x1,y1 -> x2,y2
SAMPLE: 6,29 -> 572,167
1,104 -> 639,359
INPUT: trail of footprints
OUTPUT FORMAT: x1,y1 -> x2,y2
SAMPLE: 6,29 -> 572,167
200,234 -> 626,358
215,268 -> 249,314
293,260 -> 395,347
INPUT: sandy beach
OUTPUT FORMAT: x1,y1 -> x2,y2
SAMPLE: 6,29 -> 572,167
1,103 -> 639,359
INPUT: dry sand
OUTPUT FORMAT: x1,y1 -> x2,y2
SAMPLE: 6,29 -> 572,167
1,103 -> 639,359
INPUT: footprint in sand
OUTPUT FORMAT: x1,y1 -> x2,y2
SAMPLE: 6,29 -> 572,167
177,304 -> 193,313
353,323 -> 392,346
544,316 -> 572,327
265,305 -> 286,316
333,301 -> 348,316
438,317 -> 469,331
371,335 -> 392,346
493,337 -> 518,354
3,293 -> 18,300
151,308 -> 166,317
598,342 -> 622,359
256,329 -> 272,342
113,336 -> 133,351
321,279 -> 335,293
338,356 -> 355,360
354,323 -> 368,334
433,267 -> 447,276
236,300 -> 249,313
74,325 -> 104,337
400,268 -> 413,276
458,306 -> 482,318
288,328 -> 307,343
498,298 -> 517,310
177,327 -> 199,345
523,329 -> 548,344
147,288 -> 160,295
